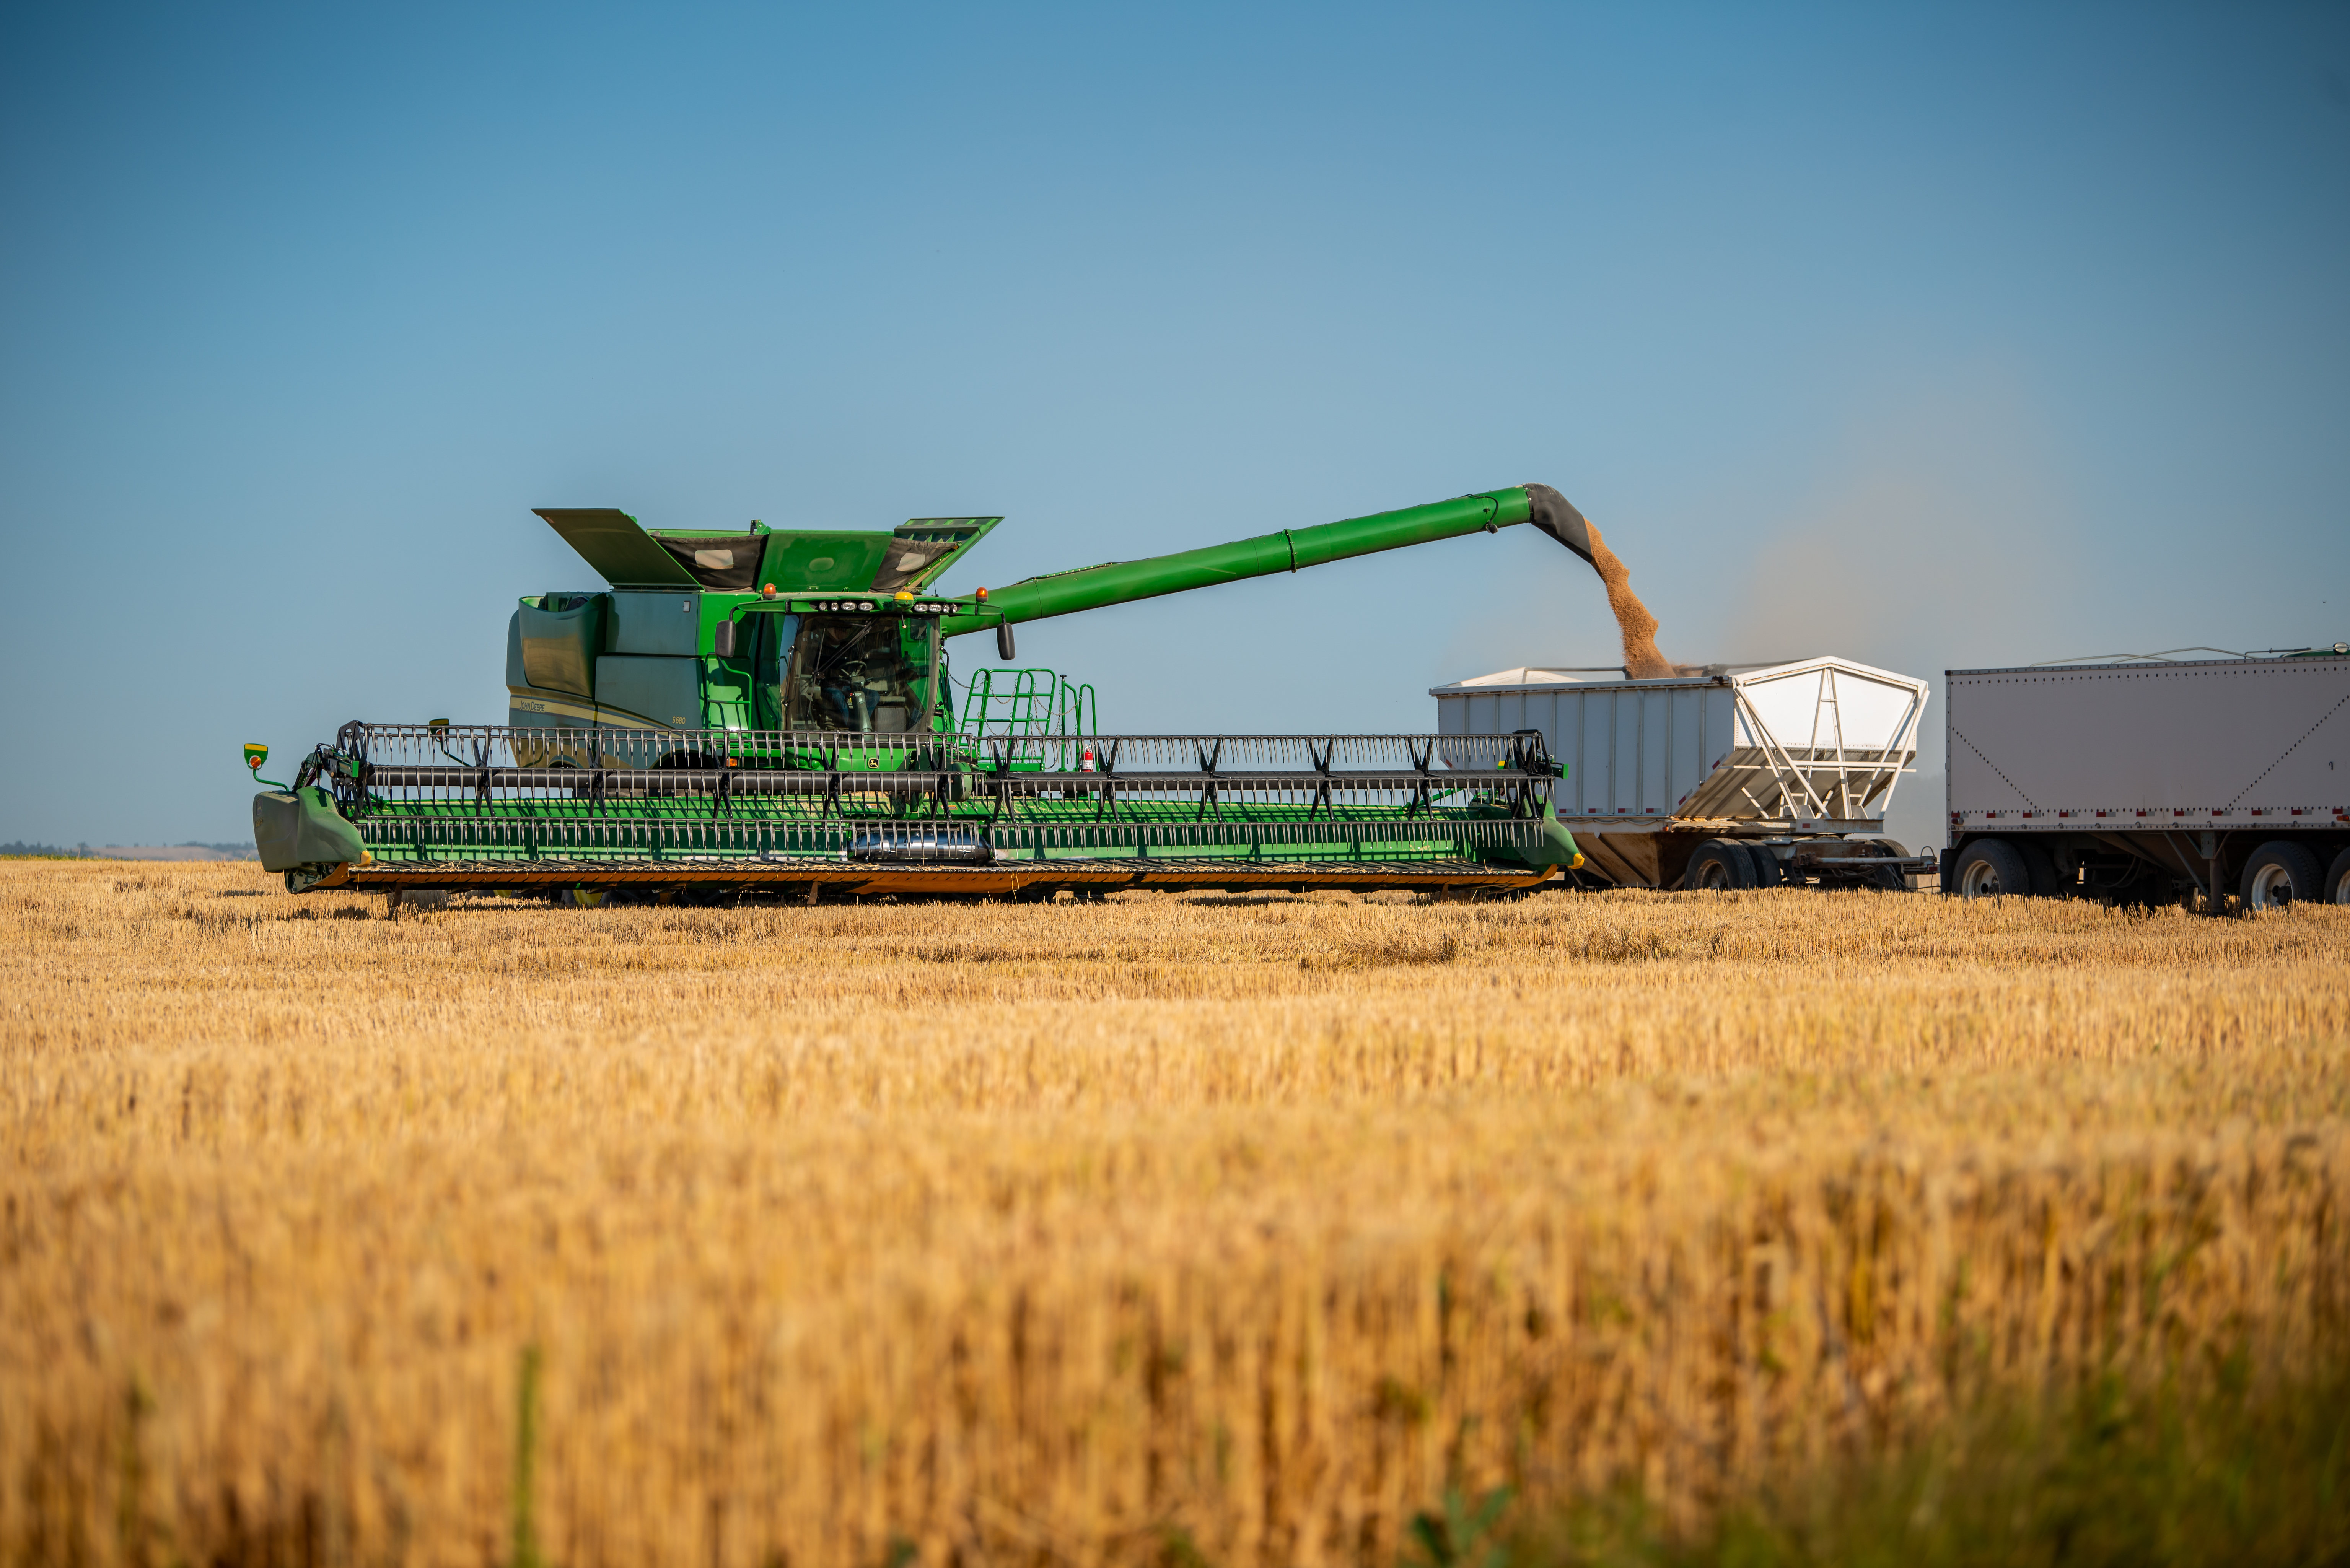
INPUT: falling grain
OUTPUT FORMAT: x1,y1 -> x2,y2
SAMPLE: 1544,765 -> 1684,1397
1583,517 -> 1677,677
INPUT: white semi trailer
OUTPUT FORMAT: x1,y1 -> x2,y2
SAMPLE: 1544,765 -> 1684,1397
1943,647 -> 2350,908
1433,657 -> 1935,890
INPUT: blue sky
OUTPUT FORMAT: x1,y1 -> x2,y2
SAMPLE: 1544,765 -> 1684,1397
3,3 -> 2345,850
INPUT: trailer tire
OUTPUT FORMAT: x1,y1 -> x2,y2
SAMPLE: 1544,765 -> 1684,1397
2330,848 -> 2350,906
2019,839 -> 2065,897
1684,839 -> 1756,891
1853,838 -> 1909,891
2240,841 -> 2322,910
1741,843 -> 1782,887
1952,838 -> 2030,898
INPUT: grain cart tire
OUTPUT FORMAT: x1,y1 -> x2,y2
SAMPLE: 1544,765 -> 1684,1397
2329,848 -> 2350,906
1852,839 -> 1910,891
1953,838 -> 2030,898
2240,841 -> 2322,910
1741,843 -> 1783,887
1684,839 -> 1756,891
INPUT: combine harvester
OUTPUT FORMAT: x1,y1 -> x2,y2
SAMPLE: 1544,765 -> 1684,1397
251,486 -> 1611,903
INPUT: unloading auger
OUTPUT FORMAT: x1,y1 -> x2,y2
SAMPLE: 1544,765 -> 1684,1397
251,486 -> 1600,901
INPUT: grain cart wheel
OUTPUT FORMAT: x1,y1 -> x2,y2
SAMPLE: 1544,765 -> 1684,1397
1858,839 -> 1911,892
1953,838 -> 2029,898
2240,841 -> 2322,910
1684,839 -> 1756,891
2330,848 -> 2350,905
1741,843 -> 1783,887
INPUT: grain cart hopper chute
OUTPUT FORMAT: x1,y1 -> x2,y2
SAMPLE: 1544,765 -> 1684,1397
252,485 -> 1609,901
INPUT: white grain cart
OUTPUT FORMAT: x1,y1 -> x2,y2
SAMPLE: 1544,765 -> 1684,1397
1433,657 -> 1934,890
1944,647 -> 2350,907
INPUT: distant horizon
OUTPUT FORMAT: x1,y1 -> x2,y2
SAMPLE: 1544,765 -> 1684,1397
2,840 -> 256,857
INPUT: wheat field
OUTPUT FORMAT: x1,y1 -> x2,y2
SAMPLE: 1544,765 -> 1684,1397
3,860 -> 2346,1567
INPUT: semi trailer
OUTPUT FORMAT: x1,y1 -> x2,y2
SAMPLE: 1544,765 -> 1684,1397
1942,647 -> 2350,907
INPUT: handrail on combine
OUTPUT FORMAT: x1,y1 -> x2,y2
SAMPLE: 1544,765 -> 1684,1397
961,668 -> 1098,744
961,667 -> 1095,738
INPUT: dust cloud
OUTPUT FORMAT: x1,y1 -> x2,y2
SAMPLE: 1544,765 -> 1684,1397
1584,519 -> 1677,678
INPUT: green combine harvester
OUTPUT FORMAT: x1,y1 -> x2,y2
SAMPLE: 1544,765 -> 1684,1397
251,485 -> 1604,902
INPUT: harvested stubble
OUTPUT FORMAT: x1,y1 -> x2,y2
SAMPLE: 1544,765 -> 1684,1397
2,862 -> 2346,1567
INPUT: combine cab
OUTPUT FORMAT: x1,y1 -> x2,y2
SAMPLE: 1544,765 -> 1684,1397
254,486 -> 1605,901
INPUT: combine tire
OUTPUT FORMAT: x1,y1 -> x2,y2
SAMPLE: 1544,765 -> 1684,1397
2330,848 -> 2350,906
1952,838 -> 2029,898
1684,839 -> 1756,891
2241,841 -> 2322,910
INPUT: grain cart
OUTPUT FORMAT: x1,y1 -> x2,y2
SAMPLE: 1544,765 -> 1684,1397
1943,646 -> 2350,907
251,485 -> 1607,901
1431,657 -> 1936,890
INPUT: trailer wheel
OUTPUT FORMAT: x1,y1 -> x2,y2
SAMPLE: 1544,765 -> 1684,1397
1741,843 -> 1783,887
1849,838 -> 1910,891
1952,838 -> 2029,898
1684,839 -> 1756,891
2330,848 -> 2350,906
2019,839 -> 2065,897
2240,841 -> 2322,910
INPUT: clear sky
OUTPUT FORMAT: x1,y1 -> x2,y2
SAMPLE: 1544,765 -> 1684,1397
4,3 -> 2345,852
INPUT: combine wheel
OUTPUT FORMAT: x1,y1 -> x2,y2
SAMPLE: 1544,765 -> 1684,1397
2240,841 -> 2322,910
562,886 -> 610,909
2330,848 -> 2350,906
1683,839 -> 1756,891
1951,838 -> 2029,898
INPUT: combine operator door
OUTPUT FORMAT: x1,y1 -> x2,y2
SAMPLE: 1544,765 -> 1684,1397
765,613 -> 946,736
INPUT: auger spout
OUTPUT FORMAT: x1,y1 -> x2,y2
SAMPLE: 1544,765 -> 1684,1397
936,483 -> 1596,637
